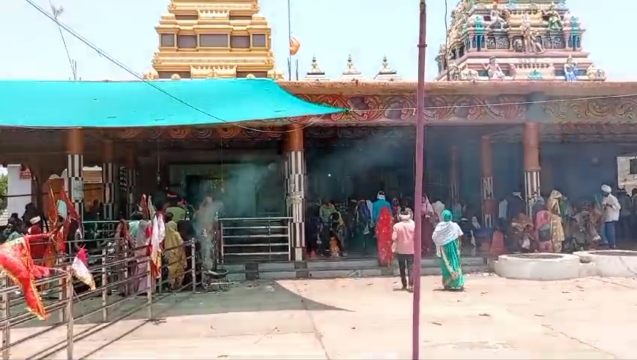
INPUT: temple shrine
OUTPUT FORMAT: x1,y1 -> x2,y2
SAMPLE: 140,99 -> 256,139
2,0 -> 636,262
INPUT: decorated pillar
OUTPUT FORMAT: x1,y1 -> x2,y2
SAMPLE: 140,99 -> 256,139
523,122 -> 541,215
102,139 -> 116,220
481,136 -> 496,228
450,145 -> 459,206
126,149 -> 137,217
65,128 -> 84,218
284,123 -> 306,261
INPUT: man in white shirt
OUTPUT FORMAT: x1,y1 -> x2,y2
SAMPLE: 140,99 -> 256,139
601,184 -> 620,249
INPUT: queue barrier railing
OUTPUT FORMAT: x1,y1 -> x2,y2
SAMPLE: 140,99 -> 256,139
218,217 -> 292,263
0,230 -> 199,360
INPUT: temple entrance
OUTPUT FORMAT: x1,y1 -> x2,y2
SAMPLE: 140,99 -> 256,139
169,162 -> 285,218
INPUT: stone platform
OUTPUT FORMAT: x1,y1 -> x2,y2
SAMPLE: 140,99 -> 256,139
494,253 -> 581,281
495,250 -> 637,280
575,250 -> 637,277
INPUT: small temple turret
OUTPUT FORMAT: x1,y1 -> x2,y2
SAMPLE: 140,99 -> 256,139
435,0 -> 605,82
303,56 -> 327,81
147,0 -> 283,79
374,56 -> 401,81
340,55 -> 365,81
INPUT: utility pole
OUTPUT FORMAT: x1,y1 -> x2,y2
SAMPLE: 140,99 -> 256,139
412,1 -> 427,359
50,1 -> 78,80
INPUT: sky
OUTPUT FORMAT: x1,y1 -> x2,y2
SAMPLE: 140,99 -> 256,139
1,0 -> 632,81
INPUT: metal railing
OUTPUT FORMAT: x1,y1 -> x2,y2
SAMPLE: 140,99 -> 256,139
219,217 -> 292,263
0,229 -> 200,360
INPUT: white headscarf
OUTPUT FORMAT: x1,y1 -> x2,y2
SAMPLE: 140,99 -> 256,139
432,211 -> 463,257
601,184 -> 612,193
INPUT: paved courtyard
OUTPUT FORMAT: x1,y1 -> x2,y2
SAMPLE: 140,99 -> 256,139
8,274 -> 637,359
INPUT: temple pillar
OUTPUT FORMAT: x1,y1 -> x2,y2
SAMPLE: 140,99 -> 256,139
284,124 -> 306,261
481,136 -> 496,228
126,149 -> 137,217
65,128 -> 84,219
523,122 -> 541,215
101,140 -> 116,220
450,145 -> 459,205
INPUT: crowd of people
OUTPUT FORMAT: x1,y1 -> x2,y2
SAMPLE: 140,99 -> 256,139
111,193 -> 225,294
0,191 -> 228,296
5,183 -> 632,294
304,183 -> 637,291
307,191 -> 466,291
488,184 -> 625,256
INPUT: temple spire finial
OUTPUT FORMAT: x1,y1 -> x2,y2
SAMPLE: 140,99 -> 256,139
304,55 -> 327,81
340,54 -> 364,81
375,55 -> 401,81
343,54 -> 360,75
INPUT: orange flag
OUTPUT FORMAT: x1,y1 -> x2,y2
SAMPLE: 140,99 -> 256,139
289,37 -> 300,55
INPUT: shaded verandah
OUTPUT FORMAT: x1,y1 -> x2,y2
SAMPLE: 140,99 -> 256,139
0,78 -> 345,261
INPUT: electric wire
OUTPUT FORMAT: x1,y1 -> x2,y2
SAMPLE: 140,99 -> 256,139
48,0 -> 76,81
23,0 -> 637,128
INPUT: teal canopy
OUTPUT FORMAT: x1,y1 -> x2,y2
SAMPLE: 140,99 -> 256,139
0,79 -> 344,128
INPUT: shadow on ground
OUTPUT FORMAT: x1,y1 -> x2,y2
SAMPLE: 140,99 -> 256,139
6,280 -> 350,359
13,279 -> 349,329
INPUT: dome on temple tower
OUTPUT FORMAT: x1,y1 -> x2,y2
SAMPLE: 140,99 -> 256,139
374,56 -> 402,81
434,0 -> 606,82
147,0 -> 283,79
303,56 -> 327,81
340,55 -> 365,81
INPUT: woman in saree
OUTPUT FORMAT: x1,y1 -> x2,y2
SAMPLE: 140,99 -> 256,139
547,190 -> 565,253
128,212 -> 150,294
432,210 -> 465,291
163,219 -> 187,290
534,205 -> 553,252
376,205 -> 394,266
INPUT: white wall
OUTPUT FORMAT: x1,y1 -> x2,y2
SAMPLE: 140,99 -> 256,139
7,164 -> 32,218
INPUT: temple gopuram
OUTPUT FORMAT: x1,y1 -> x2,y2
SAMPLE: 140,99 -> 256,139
2,0 -> 636,263
145,0 -> 283,79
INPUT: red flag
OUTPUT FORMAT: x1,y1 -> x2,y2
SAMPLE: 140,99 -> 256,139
0,235 -> 51,320
59,189 -> 80,225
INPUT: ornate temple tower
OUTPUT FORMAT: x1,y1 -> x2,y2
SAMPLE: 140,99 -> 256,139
145,0 -> 283,79
435,0 -> 606,82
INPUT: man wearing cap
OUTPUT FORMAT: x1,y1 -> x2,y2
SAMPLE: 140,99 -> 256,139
601,184 -> 620,249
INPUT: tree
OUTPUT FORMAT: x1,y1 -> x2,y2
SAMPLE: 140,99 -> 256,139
0,174 -> 7,212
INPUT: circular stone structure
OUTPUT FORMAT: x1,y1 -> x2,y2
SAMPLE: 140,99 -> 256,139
573,250 -> 637,278
494,253 -> 581,280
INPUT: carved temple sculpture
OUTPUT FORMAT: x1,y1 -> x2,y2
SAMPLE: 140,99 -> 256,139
434,0 -> 606,82
143,0 -> 284,80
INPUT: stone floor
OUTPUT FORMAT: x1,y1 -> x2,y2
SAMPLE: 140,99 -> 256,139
7,274 -> 637,359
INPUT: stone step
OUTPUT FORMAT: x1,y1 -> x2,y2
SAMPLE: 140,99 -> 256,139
220,257 -> 489,281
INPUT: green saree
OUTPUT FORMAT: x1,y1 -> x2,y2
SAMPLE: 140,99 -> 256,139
439,239 -> 465,290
